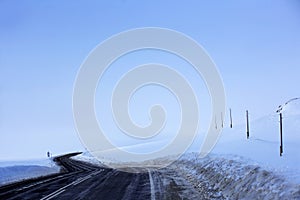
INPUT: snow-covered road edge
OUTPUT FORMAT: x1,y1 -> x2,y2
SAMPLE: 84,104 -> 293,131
171,153 -> 300,199
148,170 -> 156,200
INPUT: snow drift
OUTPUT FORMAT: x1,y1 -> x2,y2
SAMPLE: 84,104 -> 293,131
173,153 -> 300,199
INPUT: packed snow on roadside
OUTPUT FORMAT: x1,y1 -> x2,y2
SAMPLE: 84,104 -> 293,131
173,153 -> 300,199
0,158 -> 60,186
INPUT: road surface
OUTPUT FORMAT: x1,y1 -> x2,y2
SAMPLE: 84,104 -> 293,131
0,153 -> 223,200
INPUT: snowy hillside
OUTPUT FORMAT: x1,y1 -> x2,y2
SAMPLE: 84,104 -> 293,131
0,159 -> 60,186
212,98 -> 300,184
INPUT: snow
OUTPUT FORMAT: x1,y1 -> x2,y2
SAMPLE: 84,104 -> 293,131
173,153 -> 300,199
72,151 -> 106,167
167,98 -> 300,198
148,169 -> 155,200
211,98 -> 300,184
0,158 -> 60,186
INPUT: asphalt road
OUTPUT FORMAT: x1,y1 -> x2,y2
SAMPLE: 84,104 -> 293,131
0,153 -> 220,200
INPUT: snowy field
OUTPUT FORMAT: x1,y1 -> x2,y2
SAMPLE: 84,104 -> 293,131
175,99 -> 300,198
0,158 -> 60,186
212,98 -> 300,184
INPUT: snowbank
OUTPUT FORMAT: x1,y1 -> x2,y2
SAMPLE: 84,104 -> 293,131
172,153 -> 300,199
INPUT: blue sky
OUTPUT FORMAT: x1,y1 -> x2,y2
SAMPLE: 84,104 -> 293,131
1,0 -> 300,160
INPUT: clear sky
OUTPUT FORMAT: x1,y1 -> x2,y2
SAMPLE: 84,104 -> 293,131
1,0 -> 300,160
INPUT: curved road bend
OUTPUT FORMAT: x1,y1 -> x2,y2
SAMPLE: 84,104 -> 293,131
0,153 -> 222,200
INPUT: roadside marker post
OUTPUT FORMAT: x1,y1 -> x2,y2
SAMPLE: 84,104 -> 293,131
246,110 -> 250,139
279,113 -> 283,156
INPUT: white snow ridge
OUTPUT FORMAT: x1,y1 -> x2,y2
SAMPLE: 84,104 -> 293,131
173,153 -> 300,199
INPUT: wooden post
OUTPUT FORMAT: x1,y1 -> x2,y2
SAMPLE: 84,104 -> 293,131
280,113 -> 283,156
229,108 -> 233,128
246,110 -> 249,139
215,115 -> 217,129
221,112 -> 224,128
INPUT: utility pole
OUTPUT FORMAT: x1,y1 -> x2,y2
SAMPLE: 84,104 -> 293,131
229,108 -> 233,128
246,110 -> 249,139
280,113 -> 283,156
